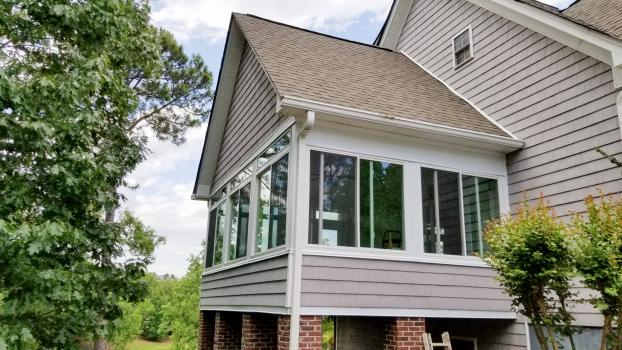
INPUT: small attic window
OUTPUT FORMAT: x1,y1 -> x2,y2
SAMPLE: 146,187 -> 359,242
452,26 -> 473,68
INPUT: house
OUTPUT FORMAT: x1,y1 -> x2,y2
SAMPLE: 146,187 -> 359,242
192,0 -> 622,348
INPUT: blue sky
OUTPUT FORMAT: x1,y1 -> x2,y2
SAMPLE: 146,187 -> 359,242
125,0 -> 574,277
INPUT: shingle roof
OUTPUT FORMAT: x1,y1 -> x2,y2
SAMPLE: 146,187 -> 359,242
233,13 -> 510,138
517,0 -> 622,40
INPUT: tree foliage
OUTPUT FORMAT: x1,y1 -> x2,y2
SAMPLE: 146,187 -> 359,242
573,195 -> 622,350
485,198 -> 576,350
0,0 -> 211,348
162,252 -> 203,350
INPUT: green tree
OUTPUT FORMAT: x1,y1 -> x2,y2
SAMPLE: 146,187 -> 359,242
162,251 -> 203,350
106,301 -> 143,350
0,0 -> 211,347
485,198 -> 576,350
573,195 -> 622,350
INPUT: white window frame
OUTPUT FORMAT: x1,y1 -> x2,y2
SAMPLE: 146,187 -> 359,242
307,147 -> 407,252
452,26 -> 474,69
204,127 -> 293,272
420,165 -> 501,258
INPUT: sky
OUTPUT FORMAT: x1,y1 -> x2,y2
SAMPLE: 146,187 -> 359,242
124,0 -> 574,277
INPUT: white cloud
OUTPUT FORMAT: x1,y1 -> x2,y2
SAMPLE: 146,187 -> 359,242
152,0 -> 392,43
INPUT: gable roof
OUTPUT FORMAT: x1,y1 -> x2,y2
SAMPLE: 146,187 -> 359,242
233,13 -> 509,137
518,0 -> 622,40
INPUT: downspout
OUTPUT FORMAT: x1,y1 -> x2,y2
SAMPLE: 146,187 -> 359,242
612,59 -> 622,141
289,110 -> 315,350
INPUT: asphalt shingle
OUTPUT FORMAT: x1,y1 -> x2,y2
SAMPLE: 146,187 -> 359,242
233,13 -> 510,138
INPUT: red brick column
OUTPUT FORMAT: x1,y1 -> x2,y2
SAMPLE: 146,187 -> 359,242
299,315 -> 322,349
277,315 -> 290,350
384,317 -> 426,350
199,311 -> 216,350
214,312 -> 242,350
241,313 -> 277,350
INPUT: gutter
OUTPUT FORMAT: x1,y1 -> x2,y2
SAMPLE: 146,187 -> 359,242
279,95 -> 525,150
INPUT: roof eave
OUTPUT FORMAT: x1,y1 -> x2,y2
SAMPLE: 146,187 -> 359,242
280,95 -> 525,153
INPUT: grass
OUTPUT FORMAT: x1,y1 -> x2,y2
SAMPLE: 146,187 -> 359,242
126,338 -> 172,350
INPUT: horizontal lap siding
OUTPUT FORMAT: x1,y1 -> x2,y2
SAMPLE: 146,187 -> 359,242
300,255 -> 511,312
212,43 -> 281,187
396,0 -> 621,220
395,0 -> 613,327
201,255 -> 288,309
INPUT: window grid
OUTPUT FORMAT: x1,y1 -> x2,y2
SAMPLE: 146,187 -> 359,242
453,26 -> 473,68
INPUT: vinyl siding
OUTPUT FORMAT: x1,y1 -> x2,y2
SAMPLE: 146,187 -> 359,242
212,42 -> 281,187
200,254 -> 288,311
300,255 -> 511,312
396,0 -> 621,220
395,0 -> 614,327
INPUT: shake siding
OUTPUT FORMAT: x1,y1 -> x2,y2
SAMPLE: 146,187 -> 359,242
212,43 -> 281,187
395,0 -> 621,219
200,254 -> 288,310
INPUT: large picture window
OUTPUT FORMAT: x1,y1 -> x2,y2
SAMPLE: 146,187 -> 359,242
422,167 -> 499,256
309,150 -> 404,249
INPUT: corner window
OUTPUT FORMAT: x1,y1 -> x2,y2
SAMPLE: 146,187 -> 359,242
308,151 -> 404,249
205,129 -> 291,268
256,154 -> 289,253
422,167 -> 499,256
453,27 -> 473,68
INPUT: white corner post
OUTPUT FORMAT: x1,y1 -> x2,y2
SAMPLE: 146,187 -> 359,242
289,110 -> 315,350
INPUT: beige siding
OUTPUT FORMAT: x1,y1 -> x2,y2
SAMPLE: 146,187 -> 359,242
212,43 -> 281,187
396,0 -> 621,219
300,255 -> 512,312
200,255 -> 288,311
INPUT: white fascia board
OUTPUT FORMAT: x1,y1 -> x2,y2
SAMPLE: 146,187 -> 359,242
200,305 -> 290,315
193,20 -> 246,200
467,0 -> 622,87
279,96 -> 524,151
299,307 -> 517,319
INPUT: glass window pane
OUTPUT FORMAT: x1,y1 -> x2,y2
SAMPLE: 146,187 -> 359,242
256,154 -> 289,253
437,170 -> 462,255
269,154 -> 288,249
205,209 -> 217,268
230,165 -> 253,189
477,177 -> 499,254
308,151 -> 321,244
462,175 -> 479,256
213,202 -> 226,265
229,183 -> 251,260
422,168 -> 437,254
258,131 -> 291,167
256,169 -> 271,253
360,160 -> 403,249
422,168 -> 462,255
321,152 -> 356,247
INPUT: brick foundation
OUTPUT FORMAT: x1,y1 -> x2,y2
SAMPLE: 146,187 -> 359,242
277,315 -> 290,350
199,311 -> 216,350
299,315 -> 322,349
384,317 -> 426,350
214,312 -> 243,350
241,313 -> 277,350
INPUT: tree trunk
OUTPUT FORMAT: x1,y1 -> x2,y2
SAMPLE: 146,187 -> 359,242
533,323 -> 550,350
93,206 -> 116,350
601,315 -> 612,350
547,325 -> 559,350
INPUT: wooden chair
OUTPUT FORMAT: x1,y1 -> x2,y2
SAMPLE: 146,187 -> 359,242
422,332 -> 453,350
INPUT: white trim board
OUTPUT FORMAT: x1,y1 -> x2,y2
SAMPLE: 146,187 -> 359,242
200,305 -> 291,315
299,307 -> 517,319
279,95 -> 524,152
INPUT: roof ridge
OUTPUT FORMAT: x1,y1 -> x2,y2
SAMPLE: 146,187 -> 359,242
233,13 -> 394,53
